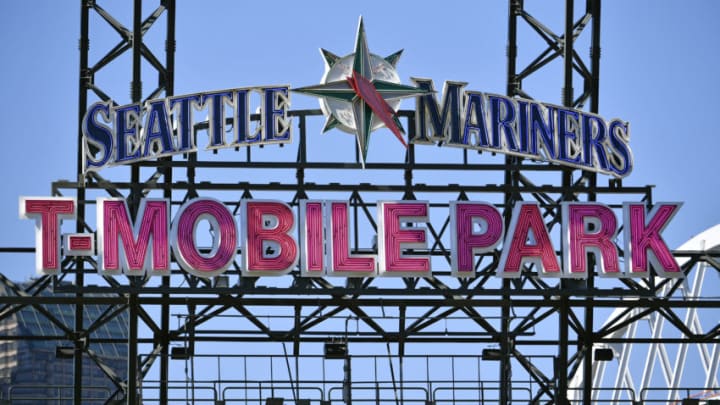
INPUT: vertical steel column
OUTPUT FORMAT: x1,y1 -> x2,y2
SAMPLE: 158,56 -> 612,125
127,1 -> 142,403
557,1 -> 575,403
562,0 -> 574,107
507,0 -> 520,99
131,0 -> 142,103
160,1 -> 176,403
159,285 -> 169,405
130,0 -> 142,215
589,0 -> 602,113
583,262 -> 595,405
74,2 -> 91,403
343,355 -> 352,404
502,1 -> 521,403
128,294 -> 139,404
583,1 -> 601,403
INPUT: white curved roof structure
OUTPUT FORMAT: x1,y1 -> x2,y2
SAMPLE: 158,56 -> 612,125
569,224 -> 720,402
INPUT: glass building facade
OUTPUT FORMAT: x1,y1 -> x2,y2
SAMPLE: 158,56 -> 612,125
0,281 -> 128,404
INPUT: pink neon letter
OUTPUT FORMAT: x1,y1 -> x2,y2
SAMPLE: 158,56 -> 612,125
328,202 -> 375,276
68,235 -> 93,251
300,201 -> 324,276
65,233 -> 95,257
243,201 -> 298,275
450,202 -> 503,276
100,199 -> 169,275
498,202 -> 560,277
173,198 -> 237,277
562,203 -> 619,278
378,202 -> 430,276
20,197 -> 75,274
623,203 -> 682,277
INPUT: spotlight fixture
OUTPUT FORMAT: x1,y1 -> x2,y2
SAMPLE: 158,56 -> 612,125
594,348 -> 614,361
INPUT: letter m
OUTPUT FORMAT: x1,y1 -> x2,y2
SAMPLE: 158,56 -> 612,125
98,198 -> 170,275
411,79 -> 467,144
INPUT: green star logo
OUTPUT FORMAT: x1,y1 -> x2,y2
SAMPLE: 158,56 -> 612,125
294,17 -> 430,167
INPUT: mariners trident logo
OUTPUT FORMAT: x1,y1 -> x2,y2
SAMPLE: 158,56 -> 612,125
295,17 -> 430,167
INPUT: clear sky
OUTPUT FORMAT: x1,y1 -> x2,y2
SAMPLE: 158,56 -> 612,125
0,1 -> 719,400
1,1 -> 719,258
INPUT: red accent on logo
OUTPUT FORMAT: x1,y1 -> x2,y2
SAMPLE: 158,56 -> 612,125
347,71 -> 408,147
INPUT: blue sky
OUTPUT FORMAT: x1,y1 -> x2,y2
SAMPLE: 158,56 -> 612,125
0,1 -> 719,399
1,1 -> 718,258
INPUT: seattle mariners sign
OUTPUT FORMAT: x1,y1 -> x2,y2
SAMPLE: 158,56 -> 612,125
81,17 -> 632,177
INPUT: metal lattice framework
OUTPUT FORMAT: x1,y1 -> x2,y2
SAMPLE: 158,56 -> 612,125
0,1 -> 719,404
569,224 -> 720,403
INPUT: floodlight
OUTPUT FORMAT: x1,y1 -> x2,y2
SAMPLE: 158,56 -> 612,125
170,346 -> 192,360
55,346 -> 75,359
481,348 -> 502,361
594,348 -> 614,361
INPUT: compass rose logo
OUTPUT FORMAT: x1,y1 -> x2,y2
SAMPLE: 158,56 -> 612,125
294,17 -> 430,167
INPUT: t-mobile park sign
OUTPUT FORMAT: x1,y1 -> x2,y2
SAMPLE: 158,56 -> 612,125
20,197 -> 682,279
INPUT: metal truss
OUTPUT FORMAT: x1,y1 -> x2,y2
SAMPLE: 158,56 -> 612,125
570,225 -> 720,403
75,0 -> 176,403
0,1 -> 718,404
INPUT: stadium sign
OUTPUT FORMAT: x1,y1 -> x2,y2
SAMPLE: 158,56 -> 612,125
81,18 -> 632,177
22,18 -> 661,281
19,197 -> 682,279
